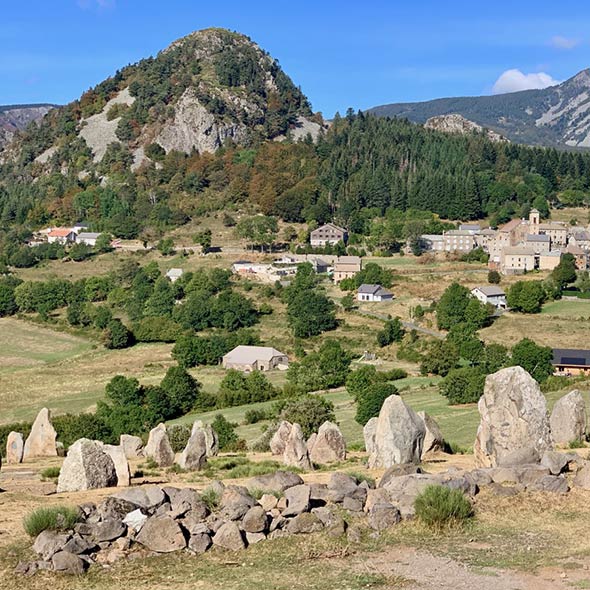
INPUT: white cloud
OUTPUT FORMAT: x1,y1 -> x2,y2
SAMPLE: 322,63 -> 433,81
549,35 -> 579,50
492,69 -> 560,94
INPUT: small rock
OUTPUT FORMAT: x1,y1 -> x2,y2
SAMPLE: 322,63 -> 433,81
51,551 -> 86,575
188,533 -> 212,553
242,506 -> 268,533
286,512 -> 323,534
368,503 -> 401,531
136,516 -> 187,552
245,532 -> 266,545
258,494 -> 278,511
282,484 -> 310,517
212,521 -> 246,551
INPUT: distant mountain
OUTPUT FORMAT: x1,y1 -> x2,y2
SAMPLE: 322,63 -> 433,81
1,28 -> 318,169
0,104 -> 55,150
367,69 -> 590,148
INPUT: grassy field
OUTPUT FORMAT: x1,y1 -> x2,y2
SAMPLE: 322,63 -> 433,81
541,298 -> 590,318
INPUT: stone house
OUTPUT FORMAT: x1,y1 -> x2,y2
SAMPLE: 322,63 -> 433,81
500,246 -> 536,274
333,256 -> 362,283
357,284 -> 393,302
310,223 -> 348,247
222,345 -> 289,372
76,232 -> 102,247
538,222 -> 568,246
565,244 -> 588,270
442,230 -> 476,252
524,233 -> 551,252
47,228 -> 77,244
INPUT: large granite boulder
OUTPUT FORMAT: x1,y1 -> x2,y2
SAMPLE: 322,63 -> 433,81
368,395 -> 425,468
309,421 -> 346,464
363,418 -> 378,455
191,421 -> 218,457
417,411 -> 444,458
474,367 -> 554,468
270,421 -> 292,455
178,427 -> 207,471
145,423 -> 175,467
283,423 -> 312,470
550,390 -> 586,446
119,434 -> 144,459
100,444 -> 130,487
57,439 -> 117,493
6,431 -> 24,464
23,408 -> 57,460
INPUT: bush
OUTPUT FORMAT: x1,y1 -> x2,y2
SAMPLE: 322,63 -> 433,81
244,408 -> 273,424
439,367 -> 486,405
23,506 -> 80,537
132,317 -> 183,342
355,382 -> 398,426
211,414 -> 240,451
167,424 -> 191,452
53,413 -> 114,448
277,395 -> 335,438
414,485 -> 473,530
103,319 -> 132,349
40,466 -> 61,479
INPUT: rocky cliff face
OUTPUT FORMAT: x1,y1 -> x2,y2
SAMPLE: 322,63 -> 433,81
368,68 -> 590,148
0,104 -> 54,151
424,114 -> 507,142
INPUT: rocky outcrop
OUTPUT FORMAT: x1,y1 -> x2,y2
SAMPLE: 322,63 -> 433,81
282,423 -> 312,470
425,114 -> 507,142
308,421 -> 346,464
57,439 -> 117,493
145,423 -> 175,467
156,89 -> 250,155
270,421 -> 292,455
0,104 -> 53,152
417,411 -> 444,458
368,395 -> 425,468
6,431 -> 24,464
178,427 -> 207,471
119,434 -> 144,459
23,408 -> 57,460
550,390 -> 586,445
474,367 -> 554,468
192,421 -> 218,457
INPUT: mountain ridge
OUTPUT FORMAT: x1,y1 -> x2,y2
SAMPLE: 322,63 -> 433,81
0,104 -> 56,151
367,69 -> 590,148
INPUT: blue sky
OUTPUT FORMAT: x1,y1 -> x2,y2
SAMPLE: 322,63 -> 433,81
2,0 -> 590,115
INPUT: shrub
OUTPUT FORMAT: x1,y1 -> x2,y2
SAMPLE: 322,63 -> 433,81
201,488 -> 221,511
439,367 -> 486,405
103,319 -> 132,349
40,466 -> 61,480
132,317 -> 183,342
414,485 -> 473,530
53,413 -> 114,448
277,395 -> 336,438
211,414 -> 240,451
355,382 -> 398,426
23,506 -> 80,537
167,424 -> 191,452
244,408 -> 273,424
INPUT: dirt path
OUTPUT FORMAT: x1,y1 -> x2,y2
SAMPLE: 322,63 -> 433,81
361,547 -> 586,590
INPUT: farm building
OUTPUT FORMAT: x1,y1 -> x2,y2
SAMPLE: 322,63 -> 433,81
552,348 -> 590,376
222,345 -> 289,372
357,284 -> 393,302
76,232 -> 102,246
47,228 -> 77,244
333,256 -> 361,283
310,223 -> 348,247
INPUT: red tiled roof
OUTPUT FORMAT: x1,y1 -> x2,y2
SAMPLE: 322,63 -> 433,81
48,228 -> 74,237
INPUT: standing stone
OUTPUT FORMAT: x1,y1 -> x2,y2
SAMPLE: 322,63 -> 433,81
474,366 -> 553,468
417,411 -> 444,458
368,396 -> 425,468
306,433 -> 317,454
120,434 -> 144,459
283,423 -> 312,470
309,421 -> 346,464
100,444 -> 131,487
270,421 -> 292,455
57,439 -> 117,492
145,423 -> 175,467
550,390 -> 586,446
363,417 -> 378,455
178,427 -> 207,471
23,408 -> 57,460
6,432 -> 24,464
191,421 -> 218,457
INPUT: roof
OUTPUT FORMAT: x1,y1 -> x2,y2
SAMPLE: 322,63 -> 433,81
166,268 -> 183,277
445,230 -> 475,236
459,224 -> 481,231
479,228 -> 497,236
77,232 -> 101,240
312,223 -> 346,234
552,348 -> 590,368
525,234 -> 550,242
573,231 -> 590,241
48,227 -> 75,237
358,283 -> 392,297
539,222 -> 566,230
502,246 -> 536,256
421,234 -> 444,241
223,345 -> 287,364
566,244 -> 586,255
499,219 -> 523,233
541,250 -> 561,257
472,286 -> 505,297
334,256 -> 361,264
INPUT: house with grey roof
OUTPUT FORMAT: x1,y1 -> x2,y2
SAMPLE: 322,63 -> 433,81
471,286 -> 506,309
76,232 -> 102,247
357,284 -> 393,302
552,348 -> 590,376
222,345 -> 289,372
